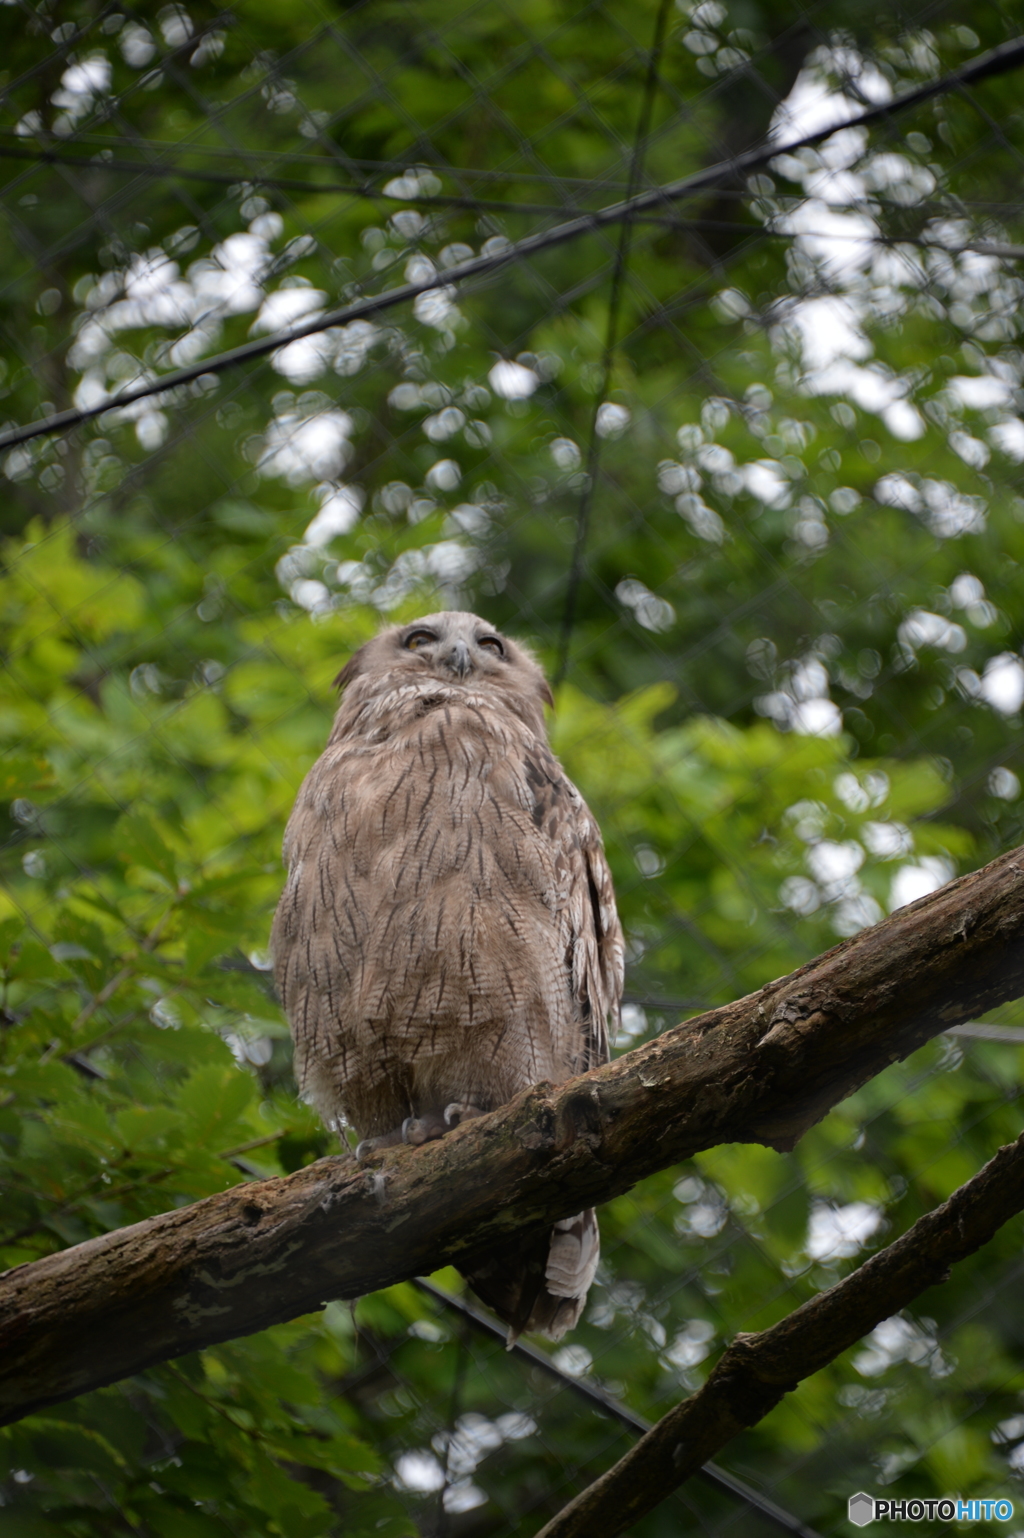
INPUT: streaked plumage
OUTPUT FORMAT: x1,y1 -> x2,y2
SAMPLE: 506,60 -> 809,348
271,611 -> 623,1339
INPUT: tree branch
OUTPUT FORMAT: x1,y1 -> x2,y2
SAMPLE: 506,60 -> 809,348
533,1123 -> 1024,1537
2,842 -> 1024,1426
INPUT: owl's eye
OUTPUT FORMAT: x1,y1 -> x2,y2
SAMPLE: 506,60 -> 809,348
404,629 -> 437,652
477,635 -> 504,657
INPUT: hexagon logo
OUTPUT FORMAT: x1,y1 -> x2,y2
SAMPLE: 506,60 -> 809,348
848,1492 -> 875,1527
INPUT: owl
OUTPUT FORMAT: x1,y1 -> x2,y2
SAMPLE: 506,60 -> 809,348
271,611 -> 623,1340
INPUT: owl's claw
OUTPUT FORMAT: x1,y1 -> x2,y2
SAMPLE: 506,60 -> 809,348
401,1113 -> 448,1146
354,1126 -> 405,1160
359,1111 -> 478,1156
444,1101 -> 487,1127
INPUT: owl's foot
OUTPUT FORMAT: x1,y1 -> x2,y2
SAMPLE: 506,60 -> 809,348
401,1112 -> 448,1146
444,1101 -> 487,1128
357,1110 -> 479,1156
354,1126 -> 405,1160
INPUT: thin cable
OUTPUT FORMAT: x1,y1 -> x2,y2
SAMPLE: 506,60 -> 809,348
0,140 -> 605,215
622,998 -> 1024,1044
0,128 -> 638,188
554,0 -> 672,686
3,32 -> 1024,455
412,1280 -> 823,1538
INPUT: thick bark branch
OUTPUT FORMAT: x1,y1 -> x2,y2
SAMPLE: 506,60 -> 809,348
2,843 -> 1024,1426
534,1125 -> 1024,1538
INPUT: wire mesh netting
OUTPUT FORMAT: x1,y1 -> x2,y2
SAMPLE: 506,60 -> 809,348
5,0 -> 1024,1534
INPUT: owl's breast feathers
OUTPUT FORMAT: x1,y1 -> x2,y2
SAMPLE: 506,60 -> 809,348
290,675 -> 578,898
272,669 -> 622,1127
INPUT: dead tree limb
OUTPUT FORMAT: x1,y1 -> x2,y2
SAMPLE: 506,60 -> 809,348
533,1124 -> 1024,1537
2,842 -> 1024,1426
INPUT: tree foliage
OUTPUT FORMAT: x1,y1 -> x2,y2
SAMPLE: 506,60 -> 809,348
3,0 -> 1024,1532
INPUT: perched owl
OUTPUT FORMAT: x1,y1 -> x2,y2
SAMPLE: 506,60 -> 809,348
271,611 -> 623,1340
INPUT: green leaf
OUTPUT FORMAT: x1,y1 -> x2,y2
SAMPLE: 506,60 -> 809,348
114,1106 -> 183,1152
174,1065 -> 255,1145
116,813 -> 179,886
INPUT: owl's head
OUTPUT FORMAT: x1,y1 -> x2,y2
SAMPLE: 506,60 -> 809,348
334,610 -> 554,720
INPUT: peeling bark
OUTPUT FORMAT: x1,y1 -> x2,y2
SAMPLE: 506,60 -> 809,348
2,842 -> 1024,1426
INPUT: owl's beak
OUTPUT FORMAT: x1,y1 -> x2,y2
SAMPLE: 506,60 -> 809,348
445,639 -> 472,677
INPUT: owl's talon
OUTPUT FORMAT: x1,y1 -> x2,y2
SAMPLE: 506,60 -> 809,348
401,1114 -> 448,1146
355,1126 -> 405,1160
444,1101 -> 487,1127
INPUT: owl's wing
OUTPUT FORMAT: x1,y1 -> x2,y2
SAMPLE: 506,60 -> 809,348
570,803 -> 624,1070
528,751 -> 624,1073
270,740 -> 371,1124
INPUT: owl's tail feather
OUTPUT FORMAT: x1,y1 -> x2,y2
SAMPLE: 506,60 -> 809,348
460,1208 -> 600,1346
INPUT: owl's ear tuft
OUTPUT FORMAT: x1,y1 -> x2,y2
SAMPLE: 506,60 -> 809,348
333,649 -> 365,691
